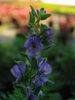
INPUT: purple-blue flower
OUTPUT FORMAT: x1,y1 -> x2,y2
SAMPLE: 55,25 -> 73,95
10,61 -> 26,79
39,90 -> 43,96
24,34 -> 43,58
44,25 -> 54,43
24,86 -> 38,100
32,58 -> 52,88
45,28 -> 54,43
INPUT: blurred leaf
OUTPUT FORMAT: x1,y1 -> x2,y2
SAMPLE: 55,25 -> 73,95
41,14 -> 51,20
31,57 -> 38,68
37,9 -> 39,15
43,44 -> 55,50
40,24 -> 46,32
30,28 -> 34,34
34,86 -> 41,95
47,80 -> 54,84
30,12 -> 35,24
21,33 -> 29,39
30,5 -> 37,17
40,8 -> 44,11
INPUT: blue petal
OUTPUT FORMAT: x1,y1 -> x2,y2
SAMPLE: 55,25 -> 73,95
40,74 -> 48,82
24,40 -> 31,48
19,61 -> 26,74
46,39 -> 52,43
10,65 -> 21,78
32,78 -> 43,88
26,49 -> 34,57
43,63 -> 52,75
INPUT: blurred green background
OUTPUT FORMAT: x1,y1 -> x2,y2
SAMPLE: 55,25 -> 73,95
0,0 -> 75,100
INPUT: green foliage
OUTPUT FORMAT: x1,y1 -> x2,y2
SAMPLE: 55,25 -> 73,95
0,87 -> 25,100
0,37 -> 25,69
48,93 -> 62,100
68,98 -> 75,100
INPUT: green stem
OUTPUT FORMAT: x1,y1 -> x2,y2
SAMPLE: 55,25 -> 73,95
29,60 -> 32,85
33,25 -> 35,32
31,72 -> 38,79
36,22 -> 39,33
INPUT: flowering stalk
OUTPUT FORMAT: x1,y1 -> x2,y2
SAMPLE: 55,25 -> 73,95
10,5 -> 54,100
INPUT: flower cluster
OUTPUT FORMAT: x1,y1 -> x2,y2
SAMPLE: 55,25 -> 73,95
10,5 -> 54,100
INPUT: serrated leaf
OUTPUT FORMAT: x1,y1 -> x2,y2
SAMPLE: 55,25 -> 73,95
43,44 -> 55,50
30,5 -> 37,17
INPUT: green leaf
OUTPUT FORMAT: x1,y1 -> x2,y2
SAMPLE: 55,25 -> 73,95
27,24 -> 31,27
14,60 -> 21,64
31,57 -> 38,68
21,52 -> 28,57
35,19 -> 40,23
41,14 -> 51,20
40,28 -> 46,36
21,52 -> 31,64
37,9 -> 39,15
21,33 -> 29,39
30,5 -> 37,17
40,24 -> 46,32
30,12 -> 35,24
47,80 -> 54,84
43,44 -> 55,50
39,11 -> 45,16
44,11 -> 46,13
28,19 -> 32,27
30,28 -> 33,34
40,8 -> 44,11
34,86 -> 41,95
